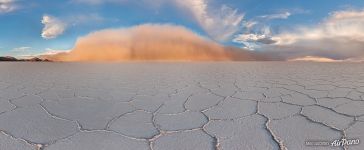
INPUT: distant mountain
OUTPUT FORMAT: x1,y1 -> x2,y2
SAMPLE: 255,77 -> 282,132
0,56 -> 51,62
0,56 -> 18,61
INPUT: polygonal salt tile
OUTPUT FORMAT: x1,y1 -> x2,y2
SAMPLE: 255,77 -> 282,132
76,88 -> 136,102
232,91 -> 265,101
306,84 -> 336,91
332,81 -> 357,89
158,93 -> 190,114
210,86 -> 237,97
204,115 -> 278,150
317,98 -> 352,109
75,88 -> 105,99
234,81 -> 256,89
263,87 -> 291,98
258,102 -> 300,120
328,88 -> 352,98
105,89 -> 137,102
199,81 -> 219,89
255,81 -> 273,88
20,86 -> 49,95
175,85 -> 209,96
358,116 -> 364,121
261,96 -> 282,102
356,87 -> 364,93
346,90 -> 363,101
108,110 -> 159,139
0,82 -> 11,90
137,87 -> 159,96
238,86 -> 267,93
152,130 -> 214,150
204,97 -> 256,120
0,86 -> 25,100
42,97 -> 135,130
270,115 -> 342,150
281,93 -> 316,106
334,101 -> 364,116
274,79 -> 297,85
156,87 -> 178,95
11,95 -> 43,107
155,111 -> 207,131
0,99 -> 16,114
0,131 -> 35,150
303,89 -> 329,99
37,89 -> 60,102
275,84 -> 304,92
45,131 -> 149,150
185,93 -> 223,111
132,94 -> 168,112
54,88 -> 75,99
0,105 -> 78,143
302,105 -> 354,130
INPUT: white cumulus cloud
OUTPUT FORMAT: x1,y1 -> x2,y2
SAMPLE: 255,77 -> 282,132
272,10 -> 364,45
233,26 -> 276,50
259,9 -> 364,61
41,15 -> 67,39
233,33 -> 276,50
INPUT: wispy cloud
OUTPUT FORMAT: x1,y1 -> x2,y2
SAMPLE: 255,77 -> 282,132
67,13 -> 106,26
72,0 -> 128,5
259,12 -> 291,20
41,15 -> 67,39
0,0 -> 18,14
8,46 -> 36,57
72,0 -> 245,42
43,48 -> 70,55
174,0 -> 244,41
12,46 -> 31,52
288,56 -> 343,62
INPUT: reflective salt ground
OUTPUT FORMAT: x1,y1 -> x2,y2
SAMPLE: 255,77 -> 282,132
0,62 -> 363,150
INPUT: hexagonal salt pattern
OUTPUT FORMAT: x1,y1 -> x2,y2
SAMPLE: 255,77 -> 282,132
0,62 -> 363,149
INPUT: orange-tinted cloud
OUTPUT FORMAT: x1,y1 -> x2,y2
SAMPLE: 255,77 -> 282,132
288,56 -> 342,62
42,24 -> 266,61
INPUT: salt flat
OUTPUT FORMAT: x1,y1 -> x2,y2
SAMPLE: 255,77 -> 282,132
0,62 -> 363,150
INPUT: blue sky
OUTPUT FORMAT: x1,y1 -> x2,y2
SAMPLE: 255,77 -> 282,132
1,0 -> 364,60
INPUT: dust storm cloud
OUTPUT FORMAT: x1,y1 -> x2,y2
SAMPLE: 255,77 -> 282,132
42,24 -> 266,61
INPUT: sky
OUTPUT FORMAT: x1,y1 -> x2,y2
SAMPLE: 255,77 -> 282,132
1,0 -> 364,61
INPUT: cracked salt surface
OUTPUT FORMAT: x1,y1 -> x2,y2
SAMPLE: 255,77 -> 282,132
42,97 -> 135,130
155,111 -> 207,131
108,110 -> 159,138
0,105 -> 78,144
152,130 -> 214,150
204,97 -> 256,120
1,62 -> 364,150
0,131 -> 35,150
302,105 -> 354,130
45,131 -> 150,150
